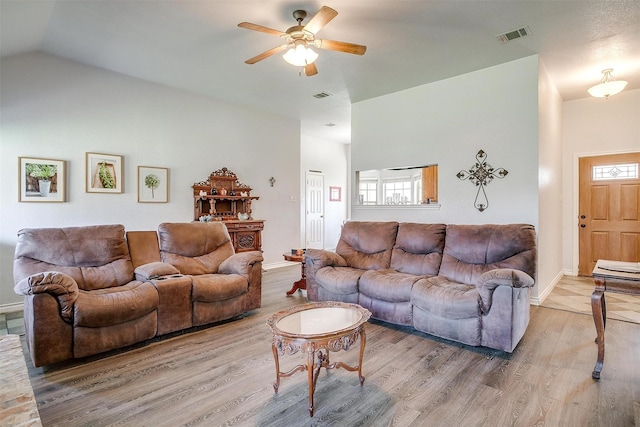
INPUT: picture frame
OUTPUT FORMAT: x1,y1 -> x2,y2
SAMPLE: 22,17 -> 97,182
329,186 -> 341,202
18,157 -> 66,202
138,166 -> 169,203
86,152 -> 123,193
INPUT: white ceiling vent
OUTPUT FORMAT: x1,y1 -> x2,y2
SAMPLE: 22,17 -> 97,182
495,26 -> 531,43
313,92 -> 332,99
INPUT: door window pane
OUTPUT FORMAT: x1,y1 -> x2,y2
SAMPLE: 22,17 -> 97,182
592,163 -> 638,181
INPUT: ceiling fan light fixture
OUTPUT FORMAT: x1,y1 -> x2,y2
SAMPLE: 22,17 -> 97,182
283,43 -> 318,67
588,68 -> 628,98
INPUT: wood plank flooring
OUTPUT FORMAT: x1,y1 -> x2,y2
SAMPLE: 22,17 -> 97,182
19,266 -> 640,426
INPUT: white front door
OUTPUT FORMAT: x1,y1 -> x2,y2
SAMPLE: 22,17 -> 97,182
305,171 -> 324,249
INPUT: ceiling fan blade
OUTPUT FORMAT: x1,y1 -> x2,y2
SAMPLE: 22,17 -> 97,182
304,63 -> 318,76
238,22 -> 287,37
245,45 -> 288,64
315,39 -> 367,55
303,6 -> 338,34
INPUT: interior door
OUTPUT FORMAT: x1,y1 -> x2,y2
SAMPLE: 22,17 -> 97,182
578,152 -> 640,276
305,171 -> 324,249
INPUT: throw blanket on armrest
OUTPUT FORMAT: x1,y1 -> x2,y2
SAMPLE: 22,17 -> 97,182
14,271 -> 79,322
477,268 -> 534,313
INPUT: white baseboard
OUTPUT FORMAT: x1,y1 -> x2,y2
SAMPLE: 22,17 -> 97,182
0,302 -> 24,314
530,270 -> 564,306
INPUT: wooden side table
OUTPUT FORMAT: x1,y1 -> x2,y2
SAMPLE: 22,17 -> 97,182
283,253 -> 306,295
591,259 -> 640,379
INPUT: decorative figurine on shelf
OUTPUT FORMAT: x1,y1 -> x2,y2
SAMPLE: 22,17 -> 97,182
211,187 -> 217,195
240,191 -> 248,197
229,190 -> 235,196
220,188 -> 227,196
199,190 -> 207,199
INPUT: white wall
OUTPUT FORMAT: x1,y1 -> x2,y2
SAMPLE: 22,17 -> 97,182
0,52 -> 301,307
351,56 -> 540,228
300,134 -> 349,250
562,88 -> 640,275
536,60 -> 564,303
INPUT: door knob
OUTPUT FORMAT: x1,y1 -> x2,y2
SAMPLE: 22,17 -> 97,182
580,215 -> 586,219
580,224 -> 586,228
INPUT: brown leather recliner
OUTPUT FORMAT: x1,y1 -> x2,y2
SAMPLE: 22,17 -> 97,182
13,225 -> 159,367
155,222 -> 263,327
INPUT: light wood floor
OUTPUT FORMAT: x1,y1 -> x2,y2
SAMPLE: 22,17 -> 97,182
19,267 -> 640,426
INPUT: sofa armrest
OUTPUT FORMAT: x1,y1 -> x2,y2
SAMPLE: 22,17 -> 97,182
134,261 -> 180,280
477,268 -> 534,312
304,249 -> 348,269
14,272 -> 79,322
219,251 -> 264,276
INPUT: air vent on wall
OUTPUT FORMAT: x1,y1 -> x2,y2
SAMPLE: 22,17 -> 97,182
313,92 -> 332,99
495,26 -> 531,43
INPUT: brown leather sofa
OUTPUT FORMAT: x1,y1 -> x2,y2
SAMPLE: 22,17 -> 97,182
13,222 -> 263,367
305,221 -> 536,353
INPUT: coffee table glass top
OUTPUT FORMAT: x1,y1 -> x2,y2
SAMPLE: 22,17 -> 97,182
268,302 -> 370,338
277,307 -> 362,335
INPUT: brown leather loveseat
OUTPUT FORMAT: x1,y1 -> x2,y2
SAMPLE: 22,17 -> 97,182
13,222 -> 263,367
304,221 -> 536,353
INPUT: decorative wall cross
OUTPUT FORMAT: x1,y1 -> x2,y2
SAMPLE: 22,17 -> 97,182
456,149 -> 508,212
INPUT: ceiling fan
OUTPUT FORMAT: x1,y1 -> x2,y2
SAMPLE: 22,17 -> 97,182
238,6 -> 366,76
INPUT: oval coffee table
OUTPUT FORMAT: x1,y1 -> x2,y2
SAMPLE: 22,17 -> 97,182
266,301 -> 371,417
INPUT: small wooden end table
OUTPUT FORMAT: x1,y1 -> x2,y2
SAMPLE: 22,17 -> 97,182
283,253 -> 306,295
266,301 -> 371,417
591,259 -> 640,379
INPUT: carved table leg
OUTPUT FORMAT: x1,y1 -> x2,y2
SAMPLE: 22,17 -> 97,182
591,289 -> 606,380
286,262 -> 307,295
358,329 -> 367,386
307,348 -> 316,417
272,343 -> 281,392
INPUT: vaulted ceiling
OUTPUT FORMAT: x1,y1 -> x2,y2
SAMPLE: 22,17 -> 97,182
2,1 -> 639,144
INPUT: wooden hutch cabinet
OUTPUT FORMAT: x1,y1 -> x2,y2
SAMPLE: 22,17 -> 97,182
192,167 -> 264,253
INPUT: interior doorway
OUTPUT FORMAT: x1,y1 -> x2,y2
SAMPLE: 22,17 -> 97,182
305,171 -> 324,249
578,152 -> 640,276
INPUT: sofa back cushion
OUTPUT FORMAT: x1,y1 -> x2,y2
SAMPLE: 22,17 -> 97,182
336,221 -> 398,270
14,224 -> 134,291
126,230 -> 162,269
158,222 -> 234,275
439,224 -> 536,285
390,223 -> 446,275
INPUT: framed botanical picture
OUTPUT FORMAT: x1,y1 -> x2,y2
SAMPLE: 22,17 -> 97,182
329,186 -> 341,202
86,152 -> 123,193
19,157 -> 66,202
138,166 -> 169,203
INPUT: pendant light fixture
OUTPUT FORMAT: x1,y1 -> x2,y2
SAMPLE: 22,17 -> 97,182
588,68 -> 628,98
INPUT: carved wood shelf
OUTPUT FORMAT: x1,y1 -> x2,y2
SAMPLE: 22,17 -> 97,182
192,167 -> 264,253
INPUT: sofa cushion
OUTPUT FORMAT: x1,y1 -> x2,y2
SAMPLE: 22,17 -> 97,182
439,224 -> 536,286
411,277 -> 479,320
390,223 -> 446,275
315,266 -> 365,295
14,225 -> 135,291
336,221 -> 398,270
74,281 -> 158,328
359,269 -> 421,302
158,222 -> 235,275
191,274 -> 248,302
